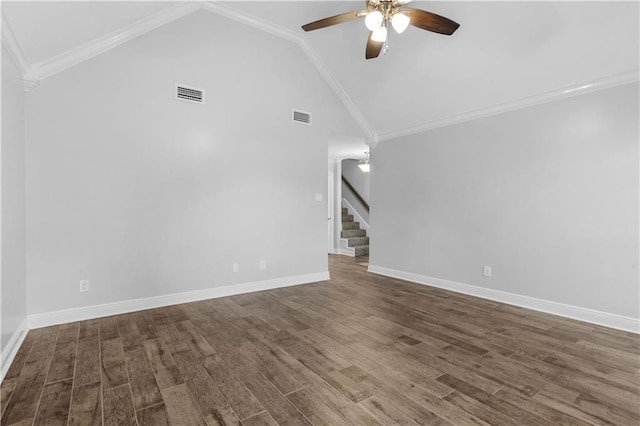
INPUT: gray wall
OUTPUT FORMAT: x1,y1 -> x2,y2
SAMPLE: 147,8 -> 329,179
1,45 -> 28,354
25,10 -> 363,316
342,158 -> 370,224
370,83 -> 639,319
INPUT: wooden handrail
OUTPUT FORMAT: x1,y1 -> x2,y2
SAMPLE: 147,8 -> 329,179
342,175 -> 370,213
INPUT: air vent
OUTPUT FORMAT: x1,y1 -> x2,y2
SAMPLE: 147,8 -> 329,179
293,110 -> 311,125
176,84 -> 204,104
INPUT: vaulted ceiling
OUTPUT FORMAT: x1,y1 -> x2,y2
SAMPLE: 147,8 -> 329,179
2,1 -> 639,150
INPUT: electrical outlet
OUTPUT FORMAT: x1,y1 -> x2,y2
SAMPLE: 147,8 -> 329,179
232,263 -> 239,273
260,260 -> 266,270
314,193 -> 323,202
483,266 -> 492,277
79,279 -> 90,292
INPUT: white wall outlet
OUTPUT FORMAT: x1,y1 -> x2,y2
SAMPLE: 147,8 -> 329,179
314,193 -> 323,202
232,263 -> 239,273
260,260 -> 266,270
483,266 -> 492,277
79,279 -> 90,292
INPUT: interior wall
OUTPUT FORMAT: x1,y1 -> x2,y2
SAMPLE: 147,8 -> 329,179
330,159 -> 342,253
370,82 -> 639,319
25,10 -> 363,316
342,159 -> 370,202
1,45 -> 28,354
341,159 -> 370,224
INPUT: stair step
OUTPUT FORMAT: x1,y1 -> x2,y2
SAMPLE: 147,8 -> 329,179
341,229 -> 366,238
354,246 -> 369,256
341,207 -> 348,214
342,214 -> 354,222
342,221 -> 360,230
347,237 -> 369,247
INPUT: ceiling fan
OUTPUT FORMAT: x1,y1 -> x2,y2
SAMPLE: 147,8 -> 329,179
301,0 -> 460,59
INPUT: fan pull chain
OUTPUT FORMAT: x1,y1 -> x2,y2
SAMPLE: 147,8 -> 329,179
383,19 -> 390,55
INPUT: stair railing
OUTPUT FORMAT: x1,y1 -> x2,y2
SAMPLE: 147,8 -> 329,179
342,175 -> 369,213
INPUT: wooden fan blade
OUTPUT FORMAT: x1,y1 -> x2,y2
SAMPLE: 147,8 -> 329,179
302,10 -> 364,31
404,8 -> 460,35
366,32 -> 383,59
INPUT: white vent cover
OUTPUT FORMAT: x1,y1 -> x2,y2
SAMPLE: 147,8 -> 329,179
176,84 -> 204,104
293,110 -> 311,125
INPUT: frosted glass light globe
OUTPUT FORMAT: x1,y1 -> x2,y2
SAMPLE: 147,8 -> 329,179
371,25 -> 388,42
391,12 -> 410,34
365,10 -> 384,31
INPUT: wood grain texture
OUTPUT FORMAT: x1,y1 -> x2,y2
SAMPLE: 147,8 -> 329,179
103,385 -> 136,426
161,384 -> 207,426
68,382 -> 102,426
1,326 -> 59,425
142,339 -> 184,390
125,348 -> 163,410
78,319 -> 100,340
0,377 -> 17,418
98,318 -> 118,342
75,337 -> 101,387
2,329 -> 39,383
201,354 -> 265,421
241,411 -> 279,426
100,338 -> 128,390
33,379 -> 73,426
118,315 -> 144,352
166,342 -> 240,425
1,255 -> 637,425
46,341 -> 77,384
137,403 -> 170,426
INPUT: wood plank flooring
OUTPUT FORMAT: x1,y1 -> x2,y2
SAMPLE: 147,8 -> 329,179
1,255 -> 638,425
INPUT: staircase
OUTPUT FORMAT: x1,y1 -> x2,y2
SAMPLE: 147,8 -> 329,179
341,207 -> 369,257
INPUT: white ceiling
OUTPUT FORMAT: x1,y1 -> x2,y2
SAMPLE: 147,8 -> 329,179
2,1 -> 178,64
228,1 -> 639,138
2,1 -> 639,156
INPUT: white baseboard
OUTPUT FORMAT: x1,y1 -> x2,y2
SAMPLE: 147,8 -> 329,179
337,248 -> 355,257
1,317 -> 29,382
368,265 -> 640,334
28,272 -> 329,329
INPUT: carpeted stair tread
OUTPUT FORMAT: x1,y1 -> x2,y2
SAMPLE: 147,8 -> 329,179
341,229 -> 366,238
341,205 -> 369,257
347,237 -> 369,247
342,214 -> 354,222
342,222 -> 360,230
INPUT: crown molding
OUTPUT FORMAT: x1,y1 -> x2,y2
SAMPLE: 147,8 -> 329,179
201,1 -> 299,44
200,1 -> 375,140
1,10 -> 33,90
6,1 -> 634,144
366,136 -> 380,149
4,0 -> 374,139
22,68 -> 40,92
298,37 -> 376,140
377,70 -> 640,142
36,2 -> 201,81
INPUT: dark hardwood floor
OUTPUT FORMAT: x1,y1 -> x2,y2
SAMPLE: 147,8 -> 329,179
1,254 -> 638,425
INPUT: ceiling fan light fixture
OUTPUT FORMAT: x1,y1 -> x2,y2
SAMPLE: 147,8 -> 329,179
358,151 -> 371,172
365,10 -> 383,31
391,12 -> 410,34
300,2 -> 459,60
371,25 -> 388,42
